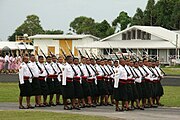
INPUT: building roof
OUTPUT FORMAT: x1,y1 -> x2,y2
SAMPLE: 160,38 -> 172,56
101,26 -> 179,45
0,42 -> 34,50
29,34 -> 100,40
77,40 -> 176,49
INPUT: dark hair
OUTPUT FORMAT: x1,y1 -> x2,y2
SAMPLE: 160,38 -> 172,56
30,54 -> 35,58
65,55 -> 72,61
73,57 -> 79,61
81,56 -> 86,59
114,60 -> 118,64
46,56 -> 51,59
38,55 -> 44,59
51,55 -> 56,58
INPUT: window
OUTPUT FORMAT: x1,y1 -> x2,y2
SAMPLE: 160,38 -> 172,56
132,30 -> 136,39
142,32 -> 146,40
147,33 -> 151,40
169,49 -> 176,55
127,31 -> 131,40
148,49 -> 157,56
122,33 -> 126,40
137,30 -> 141,39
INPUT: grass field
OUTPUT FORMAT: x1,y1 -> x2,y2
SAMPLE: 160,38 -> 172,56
162,68 -> 180,76
0,83 -> 180,107
0,110 -> 110,120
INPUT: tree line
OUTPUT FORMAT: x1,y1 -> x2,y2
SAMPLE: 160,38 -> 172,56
8,0 -> 180,41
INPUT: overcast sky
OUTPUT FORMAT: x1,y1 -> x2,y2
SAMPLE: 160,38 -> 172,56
0,0 -> 149,40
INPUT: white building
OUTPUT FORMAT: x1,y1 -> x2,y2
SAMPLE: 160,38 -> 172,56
0,41 -> 34,55
29,34 -> 99,57
77,26 -> 180,64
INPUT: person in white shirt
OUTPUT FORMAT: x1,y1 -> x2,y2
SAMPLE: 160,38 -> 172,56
152,60 -> 164,106
104,59 -> 113,106
18,55 -> 34,109
56,56 -> 64,105
96,59 -> 109,106
4,53 -> 10,73
133,61 -> 144,110
73,57 -> 86,108
119,58 -> 129,111
28,54 -> 41,107
44,56 -> 56,106
51,55 -> 62,106
113,60 -> 123,111
36,55 -> 49,107
62,55 -> 79,110
143,59 -> 158,108
80,57 -> 94,107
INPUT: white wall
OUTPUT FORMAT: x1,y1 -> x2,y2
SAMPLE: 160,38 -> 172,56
72,37 -> 98,57
34,39 -> 59,56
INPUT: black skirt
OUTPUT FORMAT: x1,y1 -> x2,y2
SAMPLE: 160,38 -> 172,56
19,80 -> 32,97
39,79 -> 50,95
31,78 -> 41,96
105,80 -> 113,95
126,83 -> 134,101
93,81 -> 99,97
141,81 -> 148,99
46,78 -> 55,94
146,82 -> 154,98
62,81 -> 75,99
119,83 -> 128,101
113,83 -> 128,101
73,80 -> 84,99
82,79 -> 92,97
156,81 -> 164,97
97,80 -> 108,96
53,78 -> 62,94
135,83 -> 142,100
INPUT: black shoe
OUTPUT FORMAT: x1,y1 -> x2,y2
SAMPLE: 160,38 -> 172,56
27,105 -> 35,109
144,105 -> 151,108
151,105 -> 158,108
73,106 -> 81,110
64,106 -> 72,110
138,107 -> 145,110
108,103 -> 113,106
49,102 -> 56,106
96,103 -> 101,106
115,107 -> 124,112
19,105 -> 26,109
91,104 -> 96,107
85,104 -> 91,108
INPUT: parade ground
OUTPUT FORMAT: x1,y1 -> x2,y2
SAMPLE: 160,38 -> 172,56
0,74 -> 180,120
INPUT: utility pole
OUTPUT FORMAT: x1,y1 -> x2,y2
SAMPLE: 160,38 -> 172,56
176,34 -> 178,61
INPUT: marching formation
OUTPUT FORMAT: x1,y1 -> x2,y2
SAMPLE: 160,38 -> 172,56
18,49 -> 165,112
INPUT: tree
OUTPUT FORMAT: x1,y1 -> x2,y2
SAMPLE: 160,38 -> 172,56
154,0 -> 177,29
143,0 -> 156,26
70,17 -> 114,38
44,30 -> 64,34
94,20 -> 115,38
70,16 -> 95,34
112,11 -> 131,31
171,0 -> 180,30
8,14 -> 44,41
131,8 -> 144,26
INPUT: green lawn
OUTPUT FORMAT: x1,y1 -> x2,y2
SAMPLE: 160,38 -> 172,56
162,68 -> 180,75
0,110 -> 110,120
0,83 -> 180,107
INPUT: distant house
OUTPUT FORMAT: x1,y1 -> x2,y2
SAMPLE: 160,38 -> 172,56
0,41 -> 33,55
28,34 -> 100,57
77,26 -> 180,64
